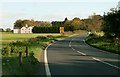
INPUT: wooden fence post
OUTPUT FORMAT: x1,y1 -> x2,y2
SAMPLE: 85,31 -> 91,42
19,51 -> 22,66
25,46 -> 28,57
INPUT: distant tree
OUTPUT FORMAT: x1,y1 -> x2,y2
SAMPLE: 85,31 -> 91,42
71,17 -> 81,30
51,21 -> 63,27
14,19 -> 51,29
90,15 -> 103,32
0,28 -> 4,32
80,15 -> 103,32
64,17 -> 68,23
6,28 -> 11,32
14,19 -> 24,28
80,18 -> 92,31
63,18 -> 73,31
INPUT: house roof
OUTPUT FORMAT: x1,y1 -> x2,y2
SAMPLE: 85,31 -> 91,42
14,26 -> 34,29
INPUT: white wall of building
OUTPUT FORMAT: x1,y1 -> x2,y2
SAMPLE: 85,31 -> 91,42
13,26 -> 33,34
20,26 -> 33,33
13,29 -> 21,33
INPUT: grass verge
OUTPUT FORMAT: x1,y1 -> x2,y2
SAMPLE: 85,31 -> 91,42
2,31 -> 85,75
85,34 -> 120,55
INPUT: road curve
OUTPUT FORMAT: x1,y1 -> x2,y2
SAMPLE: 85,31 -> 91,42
44,34 -> 120,76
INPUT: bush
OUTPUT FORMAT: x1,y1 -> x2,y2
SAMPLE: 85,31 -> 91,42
36,36 -> 47,40
32,26 -> 59,33
2,46 -> 11,56
47,35 -> 53,39
9,41 -> 29,47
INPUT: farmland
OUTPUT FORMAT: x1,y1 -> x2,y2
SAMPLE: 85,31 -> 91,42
1,32 -> 65,75
1,31 -> 82,75
1,32 -> 61,45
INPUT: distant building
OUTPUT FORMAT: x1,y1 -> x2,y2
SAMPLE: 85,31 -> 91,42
13,24 -> 33,33
13,27 -> 21,33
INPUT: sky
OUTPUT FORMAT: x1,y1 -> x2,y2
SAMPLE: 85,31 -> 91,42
0,0 -> 120,29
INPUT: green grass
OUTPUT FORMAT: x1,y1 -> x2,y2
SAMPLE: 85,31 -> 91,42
85,34 -> 120,55
1,31 -> 86,75
1,32 -> 63,75
1,32 -> 61,45
2,55 -> 41,75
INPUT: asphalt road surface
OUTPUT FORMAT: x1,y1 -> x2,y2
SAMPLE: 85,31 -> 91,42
38,34 -> 120,77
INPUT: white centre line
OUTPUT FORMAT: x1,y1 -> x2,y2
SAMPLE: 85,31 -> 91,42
92,57 -> 120,70
72,48 -> 75,50
70,38 -> 87,56
77,51 -> 87,56
69,41 -> 71,47
44,43 -> 52,77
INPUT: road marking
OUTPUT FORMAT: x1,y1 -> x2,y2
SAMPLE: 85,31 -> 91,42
72,38 -> 74,40
92,57 -> 120,70
69,41 -> 71,47
70,38 -> 87,56
44,43 -> 52,77
72,48 -> 75,50
77,51 -> 86,56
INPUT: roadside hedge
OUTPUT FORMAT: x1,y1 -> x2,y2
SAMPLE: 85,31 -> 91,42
32,26 -> 59,33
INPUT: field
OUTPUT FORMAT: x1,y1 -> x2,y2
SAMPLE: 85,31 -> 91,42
1,32 -> 61,45
1,31 -> 83,75
1,31 -> 86,75
1,32 -> 65,75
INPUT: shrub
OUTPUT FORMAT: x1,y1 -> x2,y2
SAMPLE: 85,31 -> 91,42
36,36 -> 47,40
32,26 -> 59,33
47,35 -> 53,39
2,46 -> 11,56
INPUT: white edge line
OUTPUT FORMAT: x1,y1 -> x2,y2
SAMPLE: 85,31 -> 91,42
44,43 -> 52,77
77,51 -> 86,56
92,57 -> 120,70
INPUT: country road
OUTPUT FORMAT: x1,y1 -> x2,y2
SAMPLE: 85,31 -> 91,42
38,34 -> 120,76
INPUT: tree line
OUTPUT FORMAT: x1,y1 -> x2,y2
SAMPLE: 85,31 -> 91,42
13,16 -> 103,33
51,17 -> 81,31
14,19 -> 52,28
80,15 -> 103,32
32,26 -> 59,33
12,8 -> 120,37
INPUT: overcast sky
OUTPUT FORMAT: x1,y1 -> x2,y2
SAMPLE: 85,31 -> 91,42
0,0 -> 119,29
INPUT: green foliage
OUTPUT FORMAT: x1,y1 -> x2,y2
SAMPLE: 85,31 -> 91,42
85,34 -> 120,54
2,34 -> 59,56
51,17 -> 81,31
71,17 -> 81,30
2,46 -> 11,56
64,25 -> 74,32
51,21 -> 64,27
102,8 -> 120,38
2,55 -> 41,75
32,26 -> 59,33
0,28 -> 4,32
14,19 -> 51,28
81,15 -> 103,32
5,28 -> 12,32
2,33 -> 66,75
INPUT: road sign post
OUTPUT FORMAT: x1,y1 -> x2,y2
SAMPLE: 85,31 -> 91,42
60,27 -> 64,33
